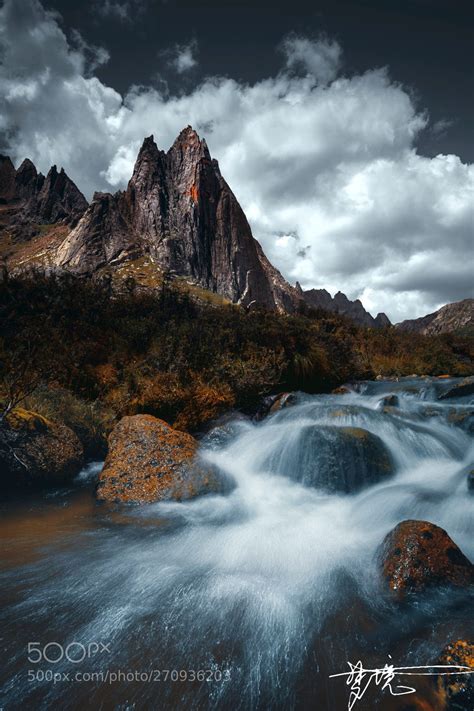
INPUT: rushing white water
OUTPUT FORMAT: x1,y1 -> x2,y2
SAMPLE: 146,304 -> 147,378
0,377 -> 473,710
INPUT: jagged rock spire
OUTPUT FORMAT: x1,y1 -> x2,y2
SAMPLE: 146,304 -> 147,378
55,126 -> 299,311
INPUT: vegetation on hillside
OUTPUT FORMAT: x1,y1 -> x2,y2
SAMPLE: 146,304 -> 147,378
1,272 -> 472,456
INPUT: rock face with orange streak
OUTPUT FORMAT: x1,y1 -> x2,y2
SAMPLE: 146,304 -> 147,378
96,414 -> 225,504
56,127 -> 300,311
379,520 -> 474,598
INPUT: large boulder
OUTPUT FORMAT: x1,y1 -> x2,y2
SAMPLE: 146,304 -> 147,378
0,408 -> 84,487
379,520 -> 474,599
435,640 -> 474,710
96,414 -> 225,503
263,424 -> 394,493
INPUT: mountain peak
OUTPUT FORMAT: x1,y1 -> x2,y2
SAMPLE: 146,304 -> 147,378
168,126 -> 210,162
54,127 -> 299,311
16,158 -> 38,179
0,155 -> 16,201
303,288 -> 391,328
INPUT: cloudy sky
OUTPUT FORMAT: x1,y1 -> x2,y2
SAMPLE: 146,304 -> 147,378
0,0 -> 472,321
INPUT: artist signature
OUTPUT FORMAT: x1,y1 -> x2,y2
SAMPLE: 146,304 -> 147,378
329,657 -> 474,710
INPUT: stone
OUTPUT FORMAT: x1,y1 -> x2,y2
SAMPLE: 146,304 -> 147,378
435,640 -> 474,710
263,424 -> 394,493
379,520 -> 474,598
381,394 -> 399,407
96,413 -> 226,503
0,408 -> 84,487
468,470 -> 474,493
332,385 -> 351,395
269,392 -> 300,414
439,377 -> 474,401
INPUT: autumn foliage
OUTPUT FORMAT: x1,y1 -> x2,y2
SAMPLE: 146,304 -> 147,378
0,272 -> 471,455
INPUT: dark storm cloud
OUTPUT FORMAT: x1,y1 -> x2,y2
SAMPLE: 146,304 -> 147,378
0,0 -> 472,321
91,0 -> 149,23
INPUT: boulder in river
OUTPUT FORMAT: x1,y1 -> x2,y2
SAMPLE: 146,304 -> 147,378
435,639 -> 474,710
269,392 -> 299,415
0,407 -> 84,487
331,385 -> 351,395
439,376 -> 474,401
468,470 -> 474,493
96,414 -> 226,503
265,424 -> 394,493
380,394 -> 399,407
379,519 -> 474,599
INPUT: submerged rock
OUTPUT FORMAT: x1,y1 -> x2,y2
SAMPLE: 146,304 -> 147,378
0,408 -> 84,487
379,520 -> 474,599
447,409 -> 474,435
380,394 -> 399,407
265,424 -> 394,493
96,414 -> 226,503
468,470 -> 474,493
200,411 -> 249,449
435,640 -> 474,710
439,376 -> 474,401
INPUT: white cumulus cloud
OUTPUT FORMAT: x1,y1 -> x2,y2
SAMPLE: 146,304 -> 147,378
0,0 -> 472,321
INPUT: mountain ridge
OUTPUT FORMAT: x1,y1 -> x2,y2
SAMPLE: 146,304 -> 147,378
0,126 -> 470,331
397,299 -> 474,335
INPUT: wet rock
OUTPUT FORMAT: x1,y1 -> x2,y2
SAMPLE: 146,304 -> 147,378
468,470 -> 474,493
439,377 -> 474,401
331,385 -> 351,395
265,424 -> 394,493
269,392 -> 299,414
447,409 -> 474,435
435,640 -> 474,710
379,520 -> 474,599
0,408 -> 84,487
201,411 -> 250,448
254,392 -> 300,420
381,394 -> 399,407
96,414 -> 226,504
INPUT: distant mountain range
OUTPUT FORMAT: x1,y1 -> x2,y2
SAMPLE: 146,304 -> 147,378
0,126 -> 471,332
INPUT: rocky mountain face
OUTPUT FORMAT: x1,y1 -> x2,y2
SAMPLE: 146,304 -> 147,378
302,287 -> 391,328
6,127 -> 461,330
397,299 -> 474,335
0,155 -> 87,239
55,128 -> 299,311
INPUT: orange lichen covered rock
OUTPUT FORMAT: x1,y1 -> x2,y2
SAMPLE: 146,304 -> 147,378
96,414 -> 223,503
435,640 -> 474,710
380,520 -> 474,598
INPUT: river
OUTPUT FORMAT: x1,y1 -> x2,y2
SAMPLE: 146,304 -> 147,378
0,377 -> 473,710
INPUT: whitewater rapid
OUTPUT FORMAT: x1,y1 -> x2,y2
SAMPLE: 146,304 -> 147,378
0,377 -> 473,710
